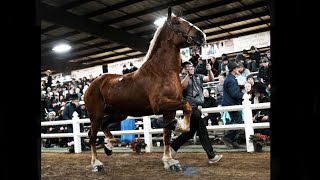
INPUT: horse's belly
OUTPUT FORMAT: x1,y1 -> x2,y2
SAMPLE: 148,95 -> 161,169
105,94 -> 153,115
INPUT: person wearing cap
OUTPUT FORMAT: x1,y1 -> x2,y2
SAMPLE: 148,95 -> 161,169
129,62 -> 138,73
220,61 -> 249,149
122,64 -> 130,74
170,60 -> 223,164
61,94 -> 89,151
219,56 -> 229,74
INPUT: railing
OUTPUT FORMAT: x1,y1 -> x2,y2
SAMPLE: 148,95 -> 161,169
41,96 -> 270,153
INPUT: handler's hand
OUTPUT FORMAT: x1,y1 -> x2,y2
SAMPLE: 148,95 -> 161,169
206,63 -> 211,71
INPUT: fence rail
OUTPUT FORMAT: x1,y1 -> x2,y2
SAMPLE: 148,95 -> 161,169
41,96 -> 270,153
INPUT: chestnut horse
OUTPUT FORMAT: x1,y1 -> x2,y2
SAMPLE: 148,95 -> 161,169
84,7 -> 206,172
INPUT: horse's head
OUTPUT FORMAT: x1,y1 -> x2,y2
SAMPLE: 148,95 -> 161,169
166,7 -> 206,47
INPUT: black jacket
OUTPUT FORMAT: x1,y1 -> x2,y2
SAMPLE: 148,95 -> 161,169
222,73 -> 244,106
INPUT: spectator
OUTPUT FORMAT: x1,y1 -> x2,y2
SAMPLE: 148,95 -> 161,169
220,62 -> 246,149
202,88 -> 220,126
45,70 -> 52,88
215,73 -> 225,106
257,57 -> 271,85
122,64 -> 130,74
129,62 -> 138,73
43,111 -> 59,148
252,84 -> 270,136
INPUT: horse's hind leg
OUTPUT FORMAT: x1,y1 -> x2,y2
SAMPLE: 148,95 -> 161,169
88,114 -> 104,172
101,112 -> 127,156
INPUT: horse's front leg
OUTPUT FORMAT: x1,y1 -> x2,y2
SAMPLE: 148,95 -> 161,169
161,111 -> 182,172
156,99 -> 192,133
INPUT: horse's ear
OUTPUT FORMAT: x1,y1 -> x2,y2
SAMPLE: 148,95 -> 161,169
167,6 -> 172,21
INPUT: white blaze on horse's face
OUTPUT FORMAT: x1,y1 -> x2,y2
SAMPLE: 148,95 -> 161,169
175,17 -> 206,46
180,17 -> 206,42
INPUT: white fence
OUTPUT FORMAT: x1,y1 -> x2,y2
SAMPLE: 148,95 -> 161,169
41,96 -> 270,153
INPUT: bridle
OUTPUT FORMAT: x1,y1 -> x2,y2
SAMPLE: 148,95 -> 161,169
167,20 -> 194,44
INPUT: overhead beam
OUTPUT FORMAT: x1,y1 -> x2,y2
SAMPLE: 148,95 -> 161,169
199,11 -> 269,30
77,49 -> 137,64
136,11 -> 270,36
84,0 -> 143,18
207,27 -> 270,44
122,1 -> 268,31
60,0 -> 92,10
41,0 -> 143,37
89,54 -> 145,67
124,0 -> 240,30
104,0 -> 194,25
205,19 -> 270,37
42,31 -> 80,44
189,1 -> 268,24
59,44 -> 125,62
41,24 -> 61,33
40,0 -> 95,35
40,3 -> 149,53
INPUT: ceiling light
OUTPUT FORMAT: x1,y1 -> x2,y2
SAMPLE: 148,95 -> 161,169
52,44 -> 71,53
154,17 -> 166,26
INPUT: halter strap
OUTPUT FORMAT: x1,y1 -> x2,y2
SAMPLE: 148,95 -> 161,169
167,20 -> 194,44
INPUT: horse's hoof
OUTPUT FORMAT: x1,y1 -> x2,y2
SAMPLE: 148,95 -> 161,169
169,163 -> 182,172
92,165 -> 103,172
104,147 -> 113,156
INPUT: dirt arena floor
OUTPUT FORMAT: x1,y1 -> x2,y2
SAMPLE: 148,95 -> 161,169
41,151 -> 270,180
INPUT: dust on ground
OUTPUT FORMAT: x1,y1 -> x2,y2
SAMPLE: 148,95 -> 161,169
41,151 -> 269,180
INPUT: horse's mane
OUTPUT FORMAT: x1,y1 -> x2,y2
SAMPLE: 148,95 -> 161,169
143,22 -> 165,62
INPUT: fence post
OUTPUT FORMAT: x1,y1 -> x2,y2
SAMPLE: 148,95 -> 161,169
143,116 -> 153,152
242,94 -> 254,152
72,111 -> 82,153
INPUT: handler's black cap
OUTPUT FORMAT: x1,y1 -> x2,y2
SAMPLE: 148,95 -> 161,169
181,61 -> 193,68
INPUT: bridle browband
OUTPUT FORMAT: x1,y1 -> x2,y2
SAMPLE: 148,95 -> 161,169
167,20 -> 194,44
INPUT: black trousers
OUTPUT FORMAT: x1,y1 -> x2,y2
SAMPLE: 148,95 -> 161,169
171,107 -> 215,159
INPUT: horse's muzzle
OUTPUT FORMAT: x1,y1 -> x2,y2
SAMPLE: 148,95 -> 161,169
193,32 -> 206,46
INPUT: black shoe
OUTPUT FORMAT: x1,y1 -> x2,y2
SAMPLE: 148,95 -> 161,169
68,146 -> 75,153
221,137 -> 233,148
82,146 -> 91,151
230,141 -> 241,149
232,142 -> 246,149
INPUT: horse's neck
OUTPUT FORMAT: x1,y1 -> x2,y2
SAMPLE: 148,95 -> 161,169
142,26 -> 181,72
